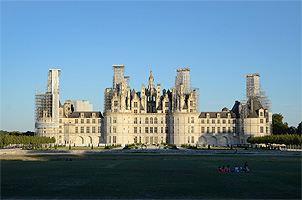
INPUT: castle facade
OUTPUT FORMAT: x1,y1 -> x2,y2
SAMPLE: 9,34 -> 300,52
35,66 -> 271,146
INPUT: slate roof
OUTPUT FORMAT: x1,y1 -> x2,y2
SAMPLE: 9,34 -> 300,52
68,112 -> 103,118
199,111 -> 236,118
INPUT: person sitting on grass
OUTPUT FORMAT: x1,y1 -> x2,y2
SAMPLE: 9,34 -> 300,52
218,166 -> 221,171
226,165 -> 230,172
235,166 -> 239,172
221,165 -> 226,172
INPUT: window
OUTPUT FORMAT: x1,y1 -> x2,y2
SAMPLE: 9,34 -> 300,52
233,120 -> 236,124
145,127 -> 148,133
188,126 -> 190,133
139,117 -> 142,124
139,127 -> 141,133
161,117 -> 163,124
207,127 -> 210,133
165,110 -> 168,113
201,120 -> 205,124
228,120 -> 230,124
191,126 -> 194,133
260,127 -> 264,133
260,112 -> 263,116
154,127 -> 158,133
109,136 -> 111,143
92,119 -> 96,124
134,110 -> 137,113
190,101 -> 193,106
113,126 -> 116,133
145,117 -> 149,124
201,127 -> 205,133
191,136 -> 194,144
59,119 -> 62,123
75,119 -> 78,124
165,127 -> 168,133
223,120 -> 226,124
188,117 -> 190,123
75,127 -> 78,133
212,119 -> 215,124
81,127 -> 84,133
260,119 -> 264,123
134,127 -> 137,133
191,117 -> 194,123
114,101 -> 118,106
81,119 -> 84,124
188,136 -> 190,143
161,127 -> 163,133
165,102 -> 169,107
86,127 -> 90,133
217,120 -> 220,124
134,117 -> 137,124
139,136 -> 141,143
233,127 -> 236,133
152,107 -> 156,112
190,109 -> 193,113
134,136 -> 137,144
113,117 -> 117,123
92,127 -> 96,133
150,127 -> 153,133
223,127 -> 226,133
266,127 -> 268,133
212,127 -> 215,133
87,119 -> 90,124
228,127 -> 231,133
98,119 -> 101,123
154,117 -> 158,124
217,127 -> 220,133
207,120 -> 210,124
134,102 -> 138,107
150,117 -> 153,124
113,136 -> 116,143
114,109 -> 117,112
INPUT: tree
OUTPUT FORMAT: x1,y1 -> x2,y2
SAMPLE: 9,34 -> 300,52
297,122 -> 302,136
272,113 -> 289,135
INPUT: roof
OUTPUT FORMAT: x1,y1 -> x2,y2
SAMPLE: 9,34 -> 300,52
68,111 -> 103,118
199,111 -> 236,118
246,98 -> 263,118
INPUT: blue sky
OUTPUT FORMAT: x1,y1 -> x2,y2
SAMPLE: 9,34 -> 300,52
1,1 -> 301,131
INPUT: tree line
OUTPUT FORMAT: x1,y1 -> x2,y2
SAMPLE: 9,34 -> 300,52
0,134 -> 55,148
247,134 -> 301,145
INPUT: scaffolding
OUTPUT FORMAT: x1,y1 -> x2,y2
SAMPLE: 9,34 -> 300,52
35,69 -> 61,131
112,65 -> 126,89
175,67 -> 191,95
239,73 -> 271,142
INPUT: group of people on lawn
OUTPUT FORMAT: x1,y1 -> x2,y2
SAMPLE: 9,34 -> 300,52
218,161 -> 250,173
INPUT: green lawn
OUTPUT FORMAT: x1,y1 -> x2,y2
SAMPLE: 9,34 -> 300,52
1,154 -> 301,199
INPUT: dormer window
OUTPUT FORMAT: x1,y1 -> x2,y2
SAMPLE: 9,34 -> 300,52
80,113 -> 84,118
217,113 -> 220,118
206,113 -> 210,118
228,113 -> 231,118
92,113 -> 96,118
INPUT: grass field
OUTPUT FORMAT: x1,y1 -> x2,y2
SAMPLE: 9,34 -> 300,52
1,154 -> 301,199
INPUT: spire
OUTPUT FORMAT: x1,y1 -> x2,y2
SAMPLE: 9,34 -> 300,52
148,69 -> 154,90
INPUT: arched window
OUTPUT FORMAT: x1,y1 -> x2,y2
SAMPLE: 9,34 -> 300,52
145,117 -> 149,124
154,117 -> 158,124
150,117 -> 153,124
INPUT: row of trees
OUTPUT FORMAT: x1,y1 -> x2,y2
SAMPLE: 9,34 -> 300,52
0,135 -> 55,148
272,114 -> 301,135
247,134 -> 301,145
